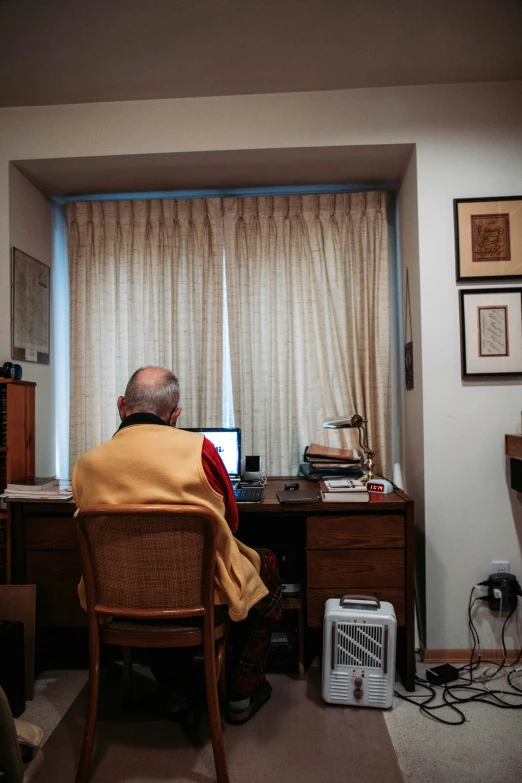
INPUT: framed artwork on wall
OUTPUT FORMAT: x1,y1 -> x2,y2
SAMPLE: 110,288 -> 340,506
454,196 -> 522,282
459,288 -> 522,378
11,248 -> 50,364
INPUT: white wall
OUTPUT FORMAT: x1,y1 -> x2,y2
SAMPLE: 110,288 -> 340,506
415,118 -> 522,652
1,81 -> 522,650
8,165 -> 55,474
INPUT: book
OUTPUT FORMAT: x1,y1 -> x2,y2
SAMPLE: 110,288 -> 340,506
276,489 -> 321,504
7,476 -> 59,492
321,490 -> 370,503
308,461 -> 360,469
299,462 -> 364,480
322,478 -> 366,492
304,443 -> 360,463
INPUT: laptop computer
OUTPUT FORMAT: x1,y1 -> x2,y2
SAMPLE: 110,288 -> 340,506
182,427 -> 264,503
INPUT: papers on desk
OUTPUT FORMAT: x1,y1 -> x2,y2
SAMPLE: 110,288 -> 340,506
1,491 -> 73,501
1,481 -> 73,501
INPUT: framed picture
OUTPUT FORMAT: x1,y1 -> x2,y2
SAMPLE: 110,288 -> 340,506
454,196 -> 522,282
459,288 -> 522,378
11,248 -> 50,364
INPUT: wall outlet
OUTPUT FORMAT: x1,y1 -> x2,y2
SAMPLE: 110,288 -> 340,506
490,560 -> 510,574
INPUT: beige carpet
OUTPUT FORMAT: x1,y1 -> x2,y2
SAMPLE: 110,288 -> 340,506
33,668 -> 404,783
385,663 -> 522,783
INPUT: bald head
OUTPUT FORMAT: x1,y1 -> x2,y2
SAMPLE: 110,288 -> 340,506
118,366 -> 181,424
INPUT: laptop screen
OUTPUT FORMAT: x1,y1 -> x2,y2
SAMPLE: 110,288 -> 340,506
182,427 -> 241,479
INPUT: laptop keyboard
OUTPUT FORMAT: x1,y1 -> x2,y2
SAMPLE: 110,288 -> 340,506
234,486 -> 264,503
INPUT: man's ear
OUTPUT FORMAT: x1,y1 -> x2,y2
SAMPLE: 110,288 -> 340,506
117,396 -> 126,421
168,406 -> 182,427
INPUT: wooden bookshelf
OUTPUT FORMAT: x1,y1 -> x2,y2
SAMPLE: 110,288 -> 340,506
0,379 -> 36,583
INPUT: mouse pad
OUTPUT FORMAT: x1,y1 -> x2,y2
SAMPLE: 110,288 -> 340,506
276,489 -> 321,503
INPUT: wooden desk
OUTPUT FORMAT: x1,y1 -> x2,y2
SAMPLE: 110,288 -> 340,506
9,480 -> 415,689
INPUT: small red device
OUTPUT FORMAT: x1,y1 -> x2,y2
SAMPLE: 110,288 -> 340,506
366,478 -> 394,494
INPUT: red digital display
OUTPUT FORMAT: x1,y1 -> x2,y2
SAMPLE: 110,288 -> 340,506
367,483 -> 384,492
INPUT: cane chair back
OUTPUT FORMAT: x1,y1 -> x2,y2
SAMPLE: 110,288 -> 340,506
75,504 -> 229,783
77,506 -> 215,618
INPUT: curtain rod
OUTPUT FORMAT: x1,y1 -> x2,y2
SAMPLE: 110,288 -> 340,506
54,182 -> 398,205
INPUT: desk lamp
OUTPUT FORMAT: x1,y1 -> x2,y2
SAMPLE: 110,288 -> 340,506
322,414 -> 376,481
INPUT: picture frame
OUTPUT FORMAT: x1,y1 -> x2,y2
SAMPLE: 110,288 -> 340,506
454,196 -> 522,282
11,248 -> 50,364
459,288 -> 522,378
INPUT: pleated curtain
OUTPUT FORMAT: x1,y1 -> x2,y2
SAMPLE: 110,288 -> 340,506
66,198 -> 223,472
223,192 -> 390,476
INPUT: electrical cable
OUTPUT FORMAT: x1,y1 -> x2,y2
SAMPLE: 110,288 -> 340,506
394,581 -> 522,725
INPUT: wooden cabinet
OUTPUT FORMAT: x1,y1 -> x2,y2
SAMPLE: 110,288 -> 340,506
0,380 -> 36,583
305,493 -> 414,690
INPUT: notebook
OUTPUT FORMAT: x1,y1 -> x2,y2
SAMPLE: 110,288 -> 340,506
276,489 -> 321,504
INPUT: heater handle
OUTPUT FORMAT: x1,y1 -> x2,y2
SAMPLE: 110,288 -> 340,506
340,595 -> 381,610
331,622 -> 336,670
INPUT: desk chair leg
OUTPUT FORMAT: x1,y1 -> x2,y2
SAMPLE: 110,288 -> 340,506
204,637 -> 229,783
76,625 -> 101,783
216,638 -> 227,706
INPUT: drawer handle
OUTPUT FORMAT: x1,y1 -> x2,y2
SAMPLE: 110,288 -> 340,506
340,594 -> 381,610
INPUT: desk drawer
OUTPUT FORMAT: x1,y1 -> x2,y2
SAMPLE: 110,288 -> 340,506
25,517 -> 77,550
307,514 -> 404,549
307,588 -> 405,627
307,549 -> 404,588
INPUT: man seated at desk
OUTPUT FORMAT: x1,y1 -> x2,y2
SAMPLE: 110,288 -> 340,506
72,366 -> 282,724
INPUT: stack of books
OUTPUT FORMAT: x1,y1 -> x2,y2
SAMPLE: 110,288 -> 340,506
319,478 -> 369,503
1,476 -> 73,501
299,442 -> 364,480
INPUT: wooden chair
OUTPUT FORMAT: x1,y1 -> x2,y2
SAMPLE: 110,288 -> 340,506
75,504 -> 230,783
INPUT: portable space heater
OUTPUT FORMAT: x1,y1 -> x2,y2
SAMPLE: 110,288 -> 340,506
322,595 -> 396,709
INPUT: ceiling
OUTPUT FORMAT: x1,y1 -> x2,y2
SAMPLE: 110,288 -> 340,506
13,145 -> 414,197
1,0 -> 522,108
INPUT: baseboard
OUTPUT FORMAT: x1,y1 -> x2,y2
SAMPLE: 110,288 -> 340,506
424,649 -> 520,664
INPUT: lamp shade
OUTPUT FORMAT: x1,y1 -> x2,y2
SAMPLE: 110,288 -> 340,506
322,415 -> 363,429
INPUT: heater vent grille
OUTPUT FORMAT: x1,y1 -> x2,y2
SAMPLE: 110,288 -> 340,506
367,674 -> 390,706
328,670 -> 350,701
336,623 -> 384,669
